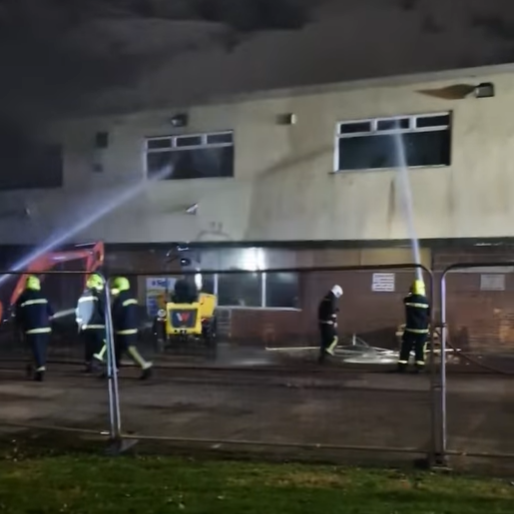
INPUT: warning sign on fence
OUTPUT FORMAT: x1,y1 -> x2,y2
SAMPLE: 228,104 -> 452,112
372,273 -> 395,292
480,274 -> 505,291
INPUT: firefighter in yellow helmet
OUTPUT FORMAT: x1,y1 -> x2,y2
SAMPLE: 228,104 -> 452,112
75,273 -> 107,373
14,275 -> 54,381
111,277 -> 152,379
398,279 -> 430,373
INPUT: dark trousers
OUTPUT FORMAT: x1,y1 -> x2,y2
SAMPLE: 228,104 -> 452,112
318,323 -> 337,363
81,329 -> 105,364
114,333 -> 148,369
26,333 -> 49,370
399,331 -> 427,370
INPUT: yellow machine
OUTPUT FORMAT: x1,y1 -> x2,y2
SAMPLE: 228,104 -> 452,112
155,292 -> 217,350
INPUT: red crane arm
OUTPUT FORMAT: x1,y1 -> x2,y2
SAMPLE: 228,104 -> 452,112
9,241 -> 105,308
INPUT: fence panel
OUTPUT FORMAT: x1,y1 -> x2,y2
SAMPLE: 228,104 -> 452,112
0,270 -> 113,439
115,265 -> 435,460
442,263 -> 514,459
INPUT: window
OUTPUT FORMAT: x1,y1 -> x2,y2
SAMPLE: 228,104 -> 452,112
146,131 -> 234,180
336,113 -> 451,171
200,273 -> 216,294
199,272 -> 299,309
195,248 -> 299,309
265,272 -> 300,309
218,272 -> 263,308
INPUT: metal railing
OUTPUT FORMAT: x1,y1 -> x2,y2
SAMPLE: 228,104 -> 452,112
9,260 -> 514,467
0,269 -> 118,442
108,263 -> 436,460
440,261 -> 514,462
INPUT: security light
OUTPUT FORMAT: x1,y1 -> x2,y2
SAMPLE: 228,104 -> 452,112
277,113 -> 297,125
170,113 -> 188,127
474,82 -> 495,98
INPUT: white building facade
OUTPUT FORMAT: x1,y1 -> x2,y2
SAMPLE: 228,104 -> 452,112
0,63 -> 512,246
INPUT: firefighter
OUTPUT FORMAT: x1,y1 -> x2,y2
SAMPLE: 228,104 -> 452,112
398,279 -> 431,372
76,273 -> 107,373
318,285 -> 343,364
14,275 -> 54,381
111,276 -> 152,379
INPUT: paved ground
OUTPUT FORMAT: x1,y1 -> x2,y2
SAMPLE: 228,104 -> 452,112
0,356 -> 513,468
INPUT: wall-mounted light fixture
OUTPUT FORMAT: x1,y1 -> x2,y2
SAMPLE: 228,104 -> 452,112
417,82 -> 496,100
170,113 -> 188,128
277,113 -> 297,125
474,82 -> 495,98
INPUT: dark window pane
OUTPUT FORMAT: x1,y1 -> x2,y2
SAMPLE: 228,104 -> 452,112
147,151 -> 175,179
338,129 -> 451,170
377,118 -> 410,131
147,146 -> 234,180
218,272 -> 262,307
201,274 -> 215,294
265,272 -> 299,308
339,122 -> 372,135
176,135 -> 203,147
147,139 -> 172,150
416,115 -> 450,128
207,133 -> 233,145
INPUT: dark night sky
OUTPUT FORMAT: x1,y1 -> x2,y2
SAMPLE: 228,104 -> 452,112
1,0 -> 514,122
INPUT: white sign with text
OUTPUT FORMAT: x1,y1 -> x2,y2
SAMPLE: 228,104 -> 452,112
372,273 -> 395,292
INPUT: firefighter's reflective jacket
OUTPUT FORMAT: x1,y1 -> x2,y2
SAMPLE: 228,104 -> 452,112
318,291 -> 338,325
76,287 -> 105,331
15,290 -> 54,335
404,293 -> 430,334
112,290 -> 139,336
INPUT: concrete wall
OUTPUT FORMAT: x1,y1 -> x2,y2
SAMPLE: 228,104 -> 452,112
1,66 -> 514,244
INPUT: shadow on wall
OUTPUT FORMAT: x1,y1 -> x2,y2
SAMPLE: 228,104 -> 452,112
244,145 -> 332,240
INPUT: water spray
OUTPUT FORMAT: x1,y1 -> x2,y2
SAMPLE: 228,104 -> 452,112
393,128 -> 423,283
0,166 -> 173,286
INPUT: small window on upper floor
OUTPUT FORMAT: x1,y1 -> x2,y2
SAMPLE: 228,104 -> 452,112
335,112 -> 451,172
145,131 -> 234,180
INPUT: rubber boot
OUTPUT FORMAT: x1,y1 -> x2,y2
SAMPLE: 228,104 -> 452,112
326,337 -> 338,356
34,367 -> 45,382
140,363 -> 153,380
93,344 -> 107,363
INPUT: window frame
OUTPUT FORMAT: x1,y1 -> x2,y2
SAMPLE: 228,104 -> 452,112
333,112 -> 452,173
205,273 -> 301,311
144,130 -> 235,180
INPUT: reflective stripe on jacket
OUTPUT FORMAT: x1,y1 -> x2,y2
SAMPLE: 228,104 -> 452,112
318,291 -> 338,324
15,290 -> 53,334
112,290 -> 139,336
404,293 -> 430,334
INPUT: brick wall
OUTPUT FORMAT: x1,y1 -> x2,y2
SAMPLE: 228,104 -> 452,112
433,245 -> 514,353
230,268 -> 423,349
100,243 -> 514,354
229,244 -> 514,353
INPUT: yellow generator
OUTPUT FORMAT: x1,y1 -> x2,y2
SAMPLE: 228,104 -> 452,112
154,293 -> 217,351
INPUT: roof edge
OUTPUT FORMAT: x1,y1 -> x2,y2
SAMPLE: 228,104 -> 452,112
56,61 -> 514,123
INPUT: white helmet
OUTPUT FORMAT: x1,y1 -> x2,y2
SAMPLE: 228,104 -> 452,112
331,284 -> 343,298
